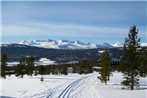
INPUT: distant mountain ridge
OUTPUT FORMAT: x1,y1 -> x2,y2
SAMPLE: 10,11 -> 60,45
1,43 -> 123,62
1,42 -> 146,62
17,39 -> 113,49
1,39 -> 146,49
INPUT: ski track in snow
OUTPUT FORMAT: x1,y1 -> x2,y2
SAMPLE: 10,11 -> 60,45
24,74 -> 99,98
57,76 -> 87,98
57,73 -> 100,98
22,81 -> 66,98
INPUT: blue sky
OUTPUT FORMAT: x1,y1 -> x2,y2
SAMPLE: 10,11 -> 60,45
1,1 -> 147,44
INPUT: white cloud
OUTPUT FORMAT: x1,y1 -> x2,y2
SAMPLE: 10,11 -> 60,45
2,22 -> 130,38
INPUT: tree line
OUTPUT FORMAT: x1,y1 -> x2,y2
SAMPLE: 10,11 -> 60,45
1,55 -> 94,79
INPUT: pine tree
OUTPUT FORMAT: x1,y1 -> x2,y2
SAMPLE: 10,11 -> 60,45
98,50 -> 111,85
77,60 -> 93,74
1,53 -> 7,79
61,65 -> 68,75
39,65 -> 45,81
138,48 -> 147,77
15,56 -> 25,78
119,25 -> 140,90
26,56 -> 35,76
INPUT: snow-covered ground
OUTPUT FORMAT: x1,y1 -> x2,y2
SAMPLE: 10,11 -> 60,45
0,72 -> 147,98
7,58 -> 56,67
35,58 -> 56,66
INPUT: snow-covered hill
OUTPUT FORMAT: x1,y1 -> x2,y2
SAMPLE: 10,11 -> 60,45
17,39 -> 113,49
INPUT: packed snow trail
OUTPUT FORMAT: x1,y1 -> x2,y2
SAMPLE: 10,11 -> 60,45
27,73 -> 100,98
57,73 -> 100,98
57,76 -> 87,98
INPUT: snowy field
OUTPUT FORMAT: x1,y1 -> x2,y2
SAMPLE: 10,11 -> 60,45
0,72 -> 147,98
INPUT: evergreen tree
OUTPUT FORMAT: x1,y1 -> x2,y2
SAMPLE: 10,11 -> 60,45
1,53 -> 7,79
61,65 -> 68,75
15,56 -> 25,78
26,56 -> 35,76
98,50 -> 111,85
138,48 -> 147,77
78,60 -> 93,74
119,25 -> 140,90
39,65 -> 45,81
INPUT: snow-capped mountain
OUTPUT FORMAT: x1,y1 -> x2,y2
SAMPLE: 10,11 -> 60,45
112,42 -> 147,48
17,39 -> 113,49
2,39 -> 146,49
113,42 -> 123,47
141,43 -> 147,47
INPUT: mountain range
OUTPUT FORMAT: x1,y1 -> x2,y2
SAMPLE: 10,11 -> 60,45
1,39 -> 146,62
1,39 -> 146,49
17,39 -> 115,49
1,43 -> 123,62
